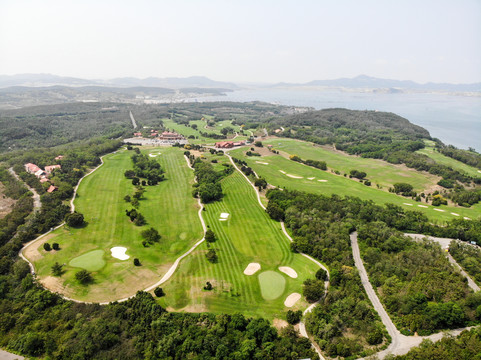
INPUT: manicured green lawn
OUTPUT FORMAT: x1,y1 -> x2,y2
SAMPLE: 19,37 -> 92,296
160,170 -> 316,320
28,147 -> 203,302
417,140 -> 481,178
69,250 -> 106,272
262,138 -> 440,192
258,271 -> 286,300
229,148 -> 481,223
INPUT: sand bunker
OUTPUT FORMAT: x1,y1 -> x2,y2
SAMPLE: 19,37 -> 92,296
243,263 -> 261,275
418,205 -> 428,208
307,177 -> 315,180
278,266 -> 298,278
279,170 -> 286,174
317,179 -> 328,182
464,217 -> 472,220
111,247 -> 129,260
286,174 -> 303,179
403,203 -> 413,206
219,213 -> 230,221
148,153 -> 161,157
478,170 -> 481,174
256,161 -> 269,165
284,293 -> 301,307
434,208 -> 445,212
451,212 -> 460,216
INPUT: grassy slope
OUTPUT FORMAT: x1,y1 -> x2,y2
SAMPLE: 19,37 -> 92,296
263,138 -> 440,192
417,140 -> 481,178
29,147 -> 203,302
160,170 -> 316,320
229,148 -> 481,223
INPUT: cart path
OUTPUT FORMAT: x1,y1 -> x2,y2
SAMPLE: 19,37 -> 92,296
19,150 -> 206,305
351,231 -> 477,359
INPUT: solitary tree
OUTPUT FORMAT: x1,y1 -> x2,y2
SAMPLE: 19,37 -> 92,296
43,243 -> 51,251
205,229 -> 216,243
154,287 -> 165,297
124,195 -> 131,202
52,243 -> 60,251
75,270 -> 93,285
204,281 -> 213,290
65,212 -> 84,227
51,262 -> 63,276
133,258 -> 141,266
206,249 -> 218,263
141,227 -> 161,244
286,310 -> 303,325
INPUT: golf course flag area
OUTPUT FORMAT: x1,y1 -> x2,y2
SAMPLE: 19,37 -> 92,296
23,147 -> 204,302
159,170 -> 317,319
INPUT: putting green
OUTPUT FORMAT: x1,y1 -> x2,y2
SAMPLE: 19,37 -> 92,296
69,250 -> 105,271
258,271 -> 286,300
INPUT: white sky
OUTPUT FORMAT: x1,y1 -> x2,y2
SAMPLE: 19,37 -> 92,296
1,0 -> 480,84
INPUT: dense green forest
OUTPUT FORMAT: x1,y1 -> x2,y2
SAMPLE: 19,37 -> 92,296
449,241 -> 481,286
358,223 -> 477,334
265,188 -> 481,357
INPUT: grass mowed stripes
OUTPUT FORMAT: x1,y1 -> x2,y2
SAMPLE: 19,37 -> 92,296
160,170 -> 316,320
28,147 -> 203,302
229,148 -> 481,223
263,138 -> 440,192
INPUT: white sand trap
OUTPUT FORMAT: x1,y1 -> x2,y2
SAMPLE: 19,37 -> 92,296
464,217 -> 472,220
307,177 -> 315,180
286,174 -> 303,179
418,205 -> 428,208
256,161 -> 269,165
111,247 -> 129,260
219,219 -> 227,221
478,170 -> 481,173
403,203 -> 413,206
220,213 -> 229,219
243,263 -> 261,275
434,208 -> 445,212
284,293 -> 301,307
278,266 -> 298,278
148,153 -> 161,157
317,179 -> 328,182
279,170 -> 286,174
451,212 -> 460,216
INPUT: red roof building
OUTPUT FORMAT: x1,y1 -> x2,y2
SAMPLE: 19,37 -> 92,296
215,141 -> 234,149
45,165 -> 61,174
25,163 -> 41,174
158,131 -> 183,140
47,185 -> 58,193
133,132 -> 142,137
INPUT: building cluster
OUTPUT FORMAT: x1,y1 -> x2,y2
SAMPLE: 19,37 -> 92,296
24,159 -> 62,193
134,130 -> 184,141
215,140 -> 246,149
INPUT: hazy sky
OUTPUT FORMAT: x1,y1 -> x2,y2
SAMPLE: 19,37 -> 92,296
1,0 -> 480,84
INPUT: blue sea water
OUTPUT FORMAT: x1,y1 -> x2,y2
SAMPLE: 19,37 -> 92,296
195,88 -> 481,151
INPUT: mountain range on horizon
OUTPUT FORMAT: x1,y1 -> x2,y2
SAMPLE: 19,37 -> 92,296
0,73 -> 480,92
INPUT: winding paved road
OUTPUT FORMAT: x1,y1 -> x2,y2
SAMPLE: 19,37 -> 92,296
8,167 -> 41,211
351,231 -> 478,359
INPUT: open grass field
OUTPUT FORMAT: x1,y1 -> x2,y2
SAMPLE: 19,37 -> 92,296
417,140 -> 481,178
159,170 -> 317,320
25,147 -> 203,302
262,138 -> 440,192
229,148 -> 481,223
162,118 -> 246,144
